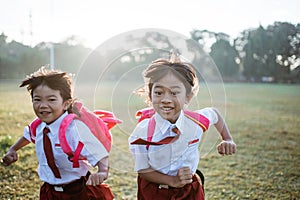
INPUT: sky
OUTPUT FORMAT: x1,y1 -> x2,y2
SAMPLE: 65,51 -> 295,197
0,0 -> 299,49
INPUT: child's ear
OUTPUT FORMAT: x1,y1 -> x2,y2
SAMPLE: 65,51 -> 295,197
63,99 -> 72,110
185,93 -> 193,104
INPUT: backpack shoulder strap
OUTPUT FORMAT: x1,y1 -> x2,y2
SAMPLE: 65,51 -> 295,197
28,118 -> 42,143
196,169 -> 205,192
59,113 -> 86,168
59,114 -> 76,157
146,117 -> 156,150
183,110 -> 210,132
136,107 -> 155,123
135,107 -> 156,150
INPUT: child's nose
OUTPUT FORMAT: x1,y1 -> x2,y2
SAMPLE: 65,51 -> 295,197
161,93 -> 172,103
39,101 -> 48,108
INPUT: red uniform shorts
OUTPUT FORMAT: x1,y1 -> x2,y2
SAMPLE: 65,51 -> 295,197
137,175 -> 204,200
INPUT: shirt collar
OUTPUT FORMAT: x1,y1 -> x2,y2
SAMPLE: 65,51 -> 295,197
154,110 -> 184,135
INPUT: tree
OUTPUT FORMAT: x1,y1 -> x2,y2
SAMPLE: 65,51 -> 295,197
0,34 -> 91,79
191,30 -> 240,81
268,22 -> 300,81
235,22 -> 300,82
210,36 -> 239,81
0,32 -> 7,46
190,29 -> 216,52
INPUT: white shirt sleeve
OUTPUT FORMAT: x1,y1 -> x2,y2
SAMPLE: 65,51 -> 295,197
128,120 -> 151,172
23,126 -> 32,142
195,107 -> 218,125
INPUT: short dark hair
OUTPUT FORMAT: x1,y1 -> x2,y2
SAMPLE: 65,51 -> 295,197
20,66 -> 73,103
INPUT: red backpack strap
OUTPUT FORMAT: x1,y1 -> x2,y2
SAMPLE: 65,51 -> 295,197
184,110 -> 210,132
59,114 -> 75,157
136,107 -> 155,123
135,108 -> 156,150
146,117 -> 156,150
59,113 -> 86,168
28,118 -> 42,143
93,110 -> 122,130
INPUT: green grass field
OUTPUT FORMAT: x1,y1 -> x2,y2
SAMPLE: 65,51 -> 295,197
0,81 -> 299,200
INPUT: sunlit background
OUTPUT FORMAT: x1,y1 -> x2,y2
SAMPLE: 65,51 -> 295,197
1,0 -> 299,48
1,1 -> 300,199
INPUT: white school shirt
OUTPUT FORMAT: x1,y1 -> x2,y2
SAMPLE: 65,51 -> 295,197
128,107 -> 218,176
23,111 -> 109,185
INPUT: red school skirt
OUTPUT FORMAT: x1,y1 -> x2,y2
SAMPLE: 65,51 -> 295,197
137,175 -> 204,200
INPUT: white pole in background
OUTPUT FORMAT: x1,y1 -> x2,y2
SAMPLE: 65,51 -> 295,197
49,0 -> 54,70
50,43 -> 54,70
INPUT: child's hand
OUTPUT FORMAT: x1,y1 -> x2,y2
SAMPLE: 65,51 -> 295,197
2,150 -> 18,166
217,140 -> 236,155
86,172 -> 108,186
171,167 -> 193,188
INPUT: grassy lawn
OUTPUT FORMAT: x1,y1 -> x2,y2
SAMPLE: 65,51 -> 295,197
0,81 -> 299,199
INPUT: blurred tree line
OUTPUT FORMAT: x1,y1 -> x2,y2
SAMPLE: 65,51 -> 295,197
0,35 -> 91,79
191,21 -> 300,83
0,21 -> 299,83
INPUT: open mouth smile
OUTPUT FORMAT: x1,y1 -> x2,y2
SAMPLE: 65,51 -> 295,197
39,111 -> 51,116
160,107 -> 174,113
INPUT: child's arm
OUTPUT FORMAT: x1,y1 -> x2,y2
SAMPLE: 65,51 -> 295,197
212,108 -> 236,155
138,166 -> 193,188
86,156 -> 109,186
2,136 -> 30,166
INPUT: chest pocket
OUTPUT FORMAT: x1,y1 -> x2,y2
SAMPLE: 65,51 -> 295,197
53,144 -> 72,168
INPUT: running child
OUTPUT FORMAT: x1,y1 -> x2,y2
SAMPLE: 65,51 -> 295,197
128,51 -> 236,200
2,67 -> 115,200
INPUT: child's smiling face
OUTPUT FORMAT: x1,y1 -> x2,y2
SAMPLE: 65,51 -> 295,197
32,84 -> 69,124
151,72 -> 190,123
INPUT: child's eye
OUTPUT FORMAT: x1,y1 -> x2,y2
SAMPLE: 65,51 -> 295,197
32,98 -> 40,102
171,91 -> 179,96
49,98 -> 57,102
154,91 -> 162,96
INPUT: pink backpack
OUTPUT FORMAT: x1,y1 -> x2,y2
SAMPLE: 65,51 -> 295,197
135,107 -> 210,150
28,102 -> 122,168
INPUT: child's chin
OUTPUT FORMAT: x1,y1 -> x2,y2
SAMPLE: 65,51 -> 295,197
39,116 -> 54,124
163,116 -> 177,123
43,119 -> 54,124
